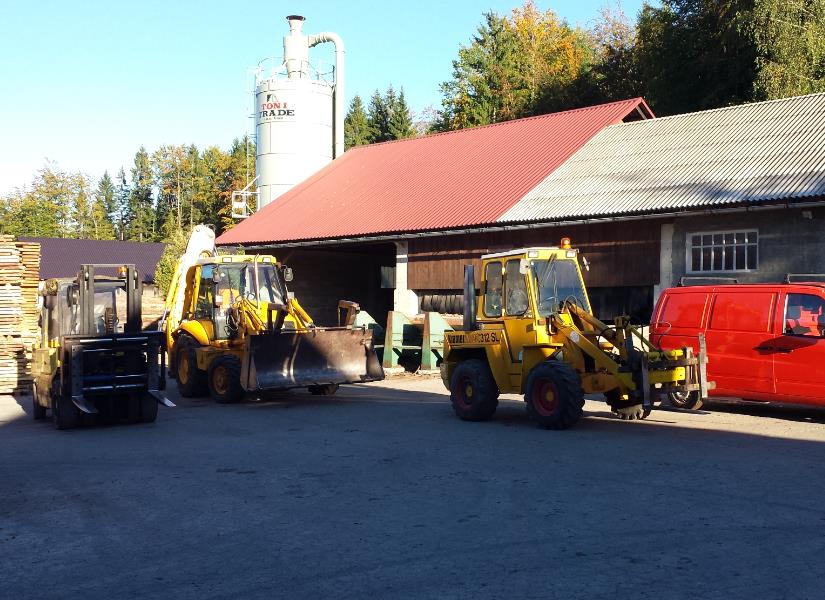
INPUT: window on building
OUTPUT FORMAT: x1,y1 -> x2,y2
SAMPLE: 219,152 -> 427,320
688,230 -> 757,273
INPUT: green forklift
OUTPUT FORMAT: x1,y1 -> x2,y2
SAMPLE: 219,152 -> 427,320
31,264 -> 173,429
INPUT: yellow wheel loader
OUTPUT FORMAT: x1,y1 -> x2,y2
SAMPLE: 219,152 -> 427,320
161,226 -> 383,403
441,240 -> 711,430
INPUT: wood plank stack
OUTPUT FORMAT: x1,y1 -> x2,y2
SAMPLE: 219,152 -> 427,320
0,235 -> 41,394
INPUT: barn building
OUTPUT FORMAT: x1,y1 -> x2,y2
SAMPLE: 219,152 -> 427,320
216,93 -> 825,325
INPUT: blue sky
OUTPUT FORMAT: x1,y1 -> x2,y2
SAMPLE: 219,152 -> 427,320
0,1 -> 647,195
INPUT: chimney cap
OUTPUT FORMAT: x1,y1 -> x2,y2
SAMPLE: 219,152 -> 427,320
286,15 -> 306,21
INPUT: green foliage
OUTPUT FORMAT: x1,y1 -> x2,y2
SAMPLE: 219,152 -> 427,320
344,95 -> 372,149
753,0 -> 825,99
364,86 -> 417,143
388,89 -> 416,140
153,227 -> 190,297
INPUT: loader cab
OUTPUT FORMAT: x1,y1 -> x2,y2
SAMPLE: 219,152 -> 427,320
186,255 -> 289,341
476,244 -> 591,326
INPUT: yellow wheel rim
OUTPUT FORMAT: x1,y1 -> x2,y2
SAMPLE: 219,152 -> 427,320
545,389 -> 555,404
179,353 -> 190,384
213,365 -> 229,395
465,384 -> 474,398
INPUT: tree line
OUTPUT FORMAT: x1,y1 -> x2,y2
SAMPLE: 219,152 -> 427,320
0,137 -> 254,242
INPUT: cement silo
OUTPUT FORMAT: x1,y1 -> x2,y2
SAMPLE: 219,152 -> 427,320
254,15 -> 344,208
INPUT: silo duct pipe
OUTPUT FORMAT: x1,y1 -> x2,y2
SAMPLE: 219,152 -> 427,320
309,32 -> 345,159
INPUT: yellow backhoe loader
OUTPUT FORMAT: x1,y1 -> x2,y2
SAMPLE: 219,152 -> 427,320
161,226 -> 383,403
441,240 -> 711,429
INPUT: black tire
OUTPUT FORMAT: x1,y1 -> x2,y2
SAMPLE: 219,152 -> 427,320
449,359 -> 499,421
525,361 -> 584,430
175,334 -> 208,398
32,383 -> 47,420
605,388 -> 651,421
309,384 -> 339,396
139,394 -> 158,423
667,390 -> 703,410
207,355 -> 244,404
52,393 -> 79,430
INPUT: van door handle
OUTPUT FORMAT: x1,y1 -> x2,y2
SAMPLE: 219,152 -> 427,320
756,345 -> 793,353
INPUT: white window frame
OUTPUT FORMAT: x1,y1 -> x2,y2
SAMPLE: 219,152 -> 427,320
686,229 -> 758,274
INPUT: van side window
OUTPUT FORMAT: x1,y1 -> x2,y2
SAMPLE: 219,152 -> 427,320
785,294 -> 825,337
709,292 -> 773,333
505,260 -> 529,316
484,262 -> 503,318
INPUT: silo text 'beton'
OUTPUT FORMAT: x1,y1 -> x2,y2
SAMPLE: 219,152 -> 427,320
255,15 -> 344,208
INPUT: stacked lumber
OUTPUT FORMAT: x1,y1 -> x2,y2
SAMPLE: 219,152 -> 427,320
0,235 -> 41,394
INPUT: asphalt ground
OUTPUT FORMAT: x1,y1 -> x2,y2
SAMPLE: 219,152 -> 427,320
2,377 -> 825,599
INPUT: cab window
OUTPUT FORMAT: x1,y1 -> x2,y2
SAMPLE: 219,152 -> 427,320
505,260 -> 529,316
785,293 -> 825,337
194,265 -> 215,319
484,262 -> 503,317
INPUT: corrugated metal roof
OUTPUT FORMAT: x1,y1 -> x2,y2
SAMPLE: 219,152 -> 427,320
18,237 -> 166,283
217,98 -> 650,245
500,93 -> 825,223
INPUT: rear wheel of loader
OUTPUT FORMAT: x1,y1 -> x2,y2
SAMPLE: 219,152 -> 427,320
525,361 -> 584,430
667,390 -> 703,410
449,359 -> 499,421
208,355 -> 244,404
308,384 -> 339,396
176,334 -> 208,398
605,389 -> 651,421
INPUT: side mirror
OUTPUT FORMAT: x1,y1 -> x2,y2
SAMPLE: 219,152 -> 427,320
282,266 -> 294,282
519,259 -> 529,275
581,256 -> 590,272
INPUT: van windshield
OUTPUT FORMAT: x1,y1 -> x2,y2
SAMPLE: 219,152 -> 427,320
533,258 -> 590,316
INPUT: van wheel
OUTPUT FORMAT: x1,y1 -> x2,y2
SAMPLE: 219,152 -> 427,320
208,355 -> 244,404
176,334 -> 208,398
668,390 -> 703,410
449,359 -> 499,421
525,361 -> 584,430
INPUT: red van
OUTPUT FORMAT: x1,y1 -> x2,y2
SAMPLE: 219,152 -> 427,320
650,281 -> 825,409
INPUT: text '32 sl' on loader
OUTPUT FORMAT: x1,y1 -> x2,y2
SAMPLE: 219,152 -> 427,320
31,264 -> 173,430
161,226 -> 383,404
440,240 -> 712,430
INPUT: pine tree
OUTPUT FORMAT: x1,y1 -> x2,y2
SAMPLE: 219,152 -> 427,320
128,147 -> 156,241
91,172 -> 116,240
344,95 -> 372,149
388,88 -> 416,140
113,167 -> 130,240
367,89 -> 393,143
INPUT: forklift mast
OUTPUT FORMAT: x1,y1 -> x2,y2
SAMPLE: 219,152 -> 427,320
76,264 -> 142,335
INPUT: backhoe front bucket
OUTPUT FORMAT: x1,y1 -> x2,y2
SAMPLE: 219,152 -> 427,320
241,327 -> 384,392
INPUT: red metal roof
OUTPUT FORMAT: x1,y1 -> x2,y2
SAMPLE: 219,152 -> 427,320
217,98 -> 652,246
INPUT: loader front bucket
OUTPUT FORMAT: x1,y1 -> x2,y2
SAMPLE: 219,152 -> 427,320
241,327 -> 384,392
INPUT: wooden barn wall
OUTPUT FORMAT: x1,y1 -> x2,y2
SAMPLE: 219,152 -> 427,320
259,244 -> 395,326
407,221 -> 662,290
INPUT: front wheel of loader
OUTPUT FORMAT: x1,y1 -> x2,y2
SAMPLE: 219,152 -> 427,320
667,390 -> 703,410
308,384 -> 339,396
449,359 -> 499,421
176,334 -> 208,398
525,361 -> 584,430
605,389 -> 650,421
208,355 -> 244,404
